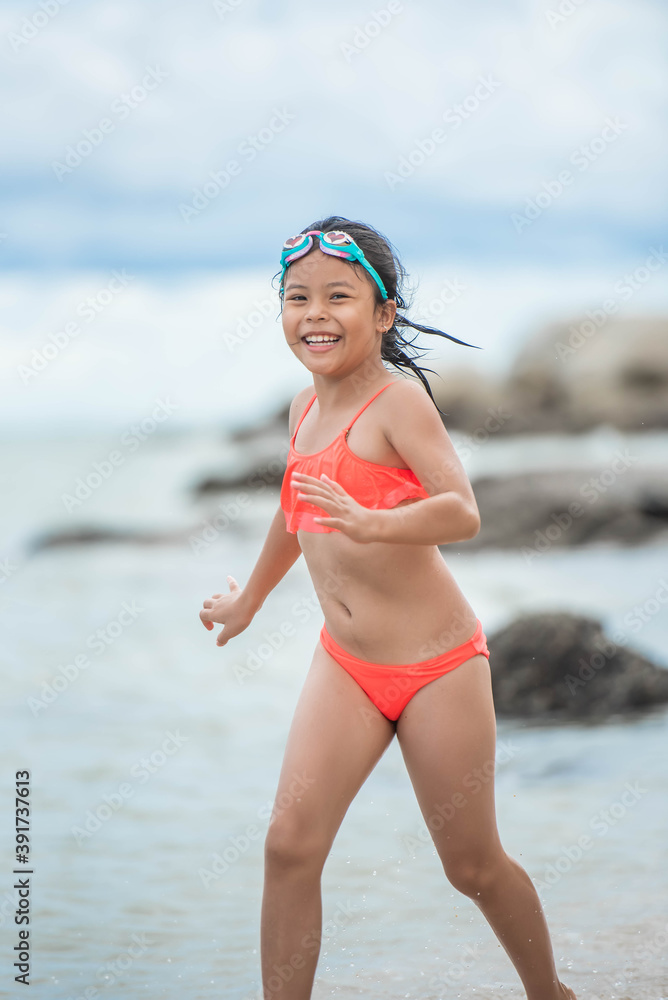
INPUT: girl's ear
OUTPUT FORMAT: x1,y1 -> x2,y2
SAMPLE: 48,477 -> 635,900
381,298 -> 397,329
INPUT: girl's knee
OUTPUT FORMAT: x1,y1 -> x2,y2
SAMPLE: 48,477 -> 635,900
443,849 -> 508,898
264,817 -> 330,873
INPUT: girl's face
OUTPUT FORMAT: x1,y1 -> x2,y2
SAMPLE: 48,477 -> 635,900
281,249 -> 395,373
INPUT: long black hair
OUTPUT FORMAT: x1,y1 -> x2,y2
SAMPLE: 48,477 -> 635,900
273,215 -> 481,413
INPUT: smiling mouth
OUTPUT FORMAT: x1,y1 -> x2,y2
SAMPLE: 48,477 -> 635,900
302,335 -> 341,345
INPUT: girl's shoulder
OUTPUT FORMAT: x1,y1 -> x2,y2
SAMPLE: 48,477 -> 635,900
287,384 -> 316,438
378,377 -> 434,412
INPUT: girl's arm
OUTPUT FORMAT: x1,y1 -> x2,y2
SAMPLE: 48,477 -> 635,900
371,380 -> 481,545
290,380 -> 480,547
240,386 -> 313,610
200,506 -> 302,646
199,507 -> 301,646
239,504 -> 303,615
201,387 -> 311,645
370,493 -> 479,546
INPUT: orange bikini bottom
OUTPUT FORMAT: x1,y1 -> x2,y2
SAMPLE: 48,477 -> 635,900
319,618 -> 490,722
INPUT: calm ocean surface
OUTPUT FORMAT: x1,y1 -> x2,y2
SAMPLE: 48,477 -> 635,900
2,427 -> 667,1000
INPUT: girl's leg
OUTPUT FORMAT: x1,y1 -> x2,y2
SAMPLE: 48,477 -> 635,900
395,653 -> 576,1000
261,640 -> 396,1000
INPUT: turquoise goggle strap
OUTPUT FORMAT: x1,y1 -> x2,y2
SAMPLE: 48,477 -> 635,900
280,231 -> 389,300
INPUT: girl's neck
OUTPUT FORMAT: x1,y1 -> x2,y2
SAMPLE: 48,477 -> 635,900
312,366 -> 395,412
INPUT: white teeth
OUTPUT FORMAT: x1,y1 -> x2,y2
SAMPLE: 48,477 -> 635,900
304,336 -> 339,344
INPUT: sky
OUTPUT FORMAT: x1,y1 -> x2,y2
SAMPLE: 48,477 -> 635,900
1,1 -> 667,433
1,0 -> 667,274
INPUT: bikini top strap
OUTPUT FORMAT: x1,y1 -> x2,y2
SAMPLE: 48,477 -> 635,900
292,392 -> 317,440
345,383 -> 395,431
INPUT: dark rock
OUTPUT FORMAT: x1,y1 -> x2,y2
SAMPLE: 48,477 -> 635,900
229,404 -> 290,444
192,446 -> 288,496
30,526 -> 192,551
488,612 -> 668,723
429,314 -> 668,434
193,414 -> 290,496
457,464 -> 668,550
505,314 -> 668,433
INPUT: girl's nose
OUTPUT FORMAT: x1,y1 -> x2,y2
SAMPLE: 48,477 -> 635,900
305,304 -> 327,321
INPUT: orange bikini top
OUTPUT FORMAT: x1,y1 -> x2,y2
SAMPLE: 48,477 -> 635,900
281,382 -> 430,534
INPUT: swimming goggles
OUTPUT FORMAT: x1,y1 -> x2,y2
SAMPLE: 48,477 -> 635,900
279,230 -> 389,300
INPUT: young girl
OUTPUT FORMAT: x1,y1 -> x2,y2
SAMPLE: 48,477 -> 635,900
200,217 -> 577,1000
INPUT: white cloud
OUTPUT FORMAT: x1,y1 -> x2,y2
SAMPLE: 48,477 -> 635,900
0,0 -> 665,265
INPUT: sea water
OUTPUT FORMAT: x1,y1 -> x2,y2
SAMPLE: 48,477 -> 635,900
1,426 -> 667,1000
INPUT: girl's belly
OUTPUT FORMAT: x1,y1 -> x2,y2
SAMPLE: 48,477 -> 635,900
297,529 -> 479,664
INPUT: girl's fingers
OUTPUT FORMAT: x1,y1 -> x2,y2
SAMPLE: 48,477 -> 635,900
292,473 -> 343,494
319,473 -> 338,486
296,485 -> 331,503
297,494 -> 335,514
318,473 -> 349,497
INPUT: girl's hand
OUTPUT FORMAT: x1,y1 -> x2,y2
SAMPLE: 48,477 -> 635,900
291,472 -> 379,543
200,576 -> 255,647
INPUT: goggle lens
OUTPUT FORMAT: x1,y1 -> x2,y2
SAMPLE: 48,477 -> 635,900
279,229 -> 388,299
323,231 -> 353,247
283,234 -> 309,250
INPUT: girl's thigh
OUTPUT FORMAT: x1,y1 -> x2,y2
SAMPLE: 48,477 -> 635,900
266,640 -> 396,859
395,654 -> 503,872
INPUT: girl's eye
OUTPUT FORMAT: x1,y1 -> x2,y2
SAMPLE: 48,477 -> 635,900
287,293 -> 347,301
